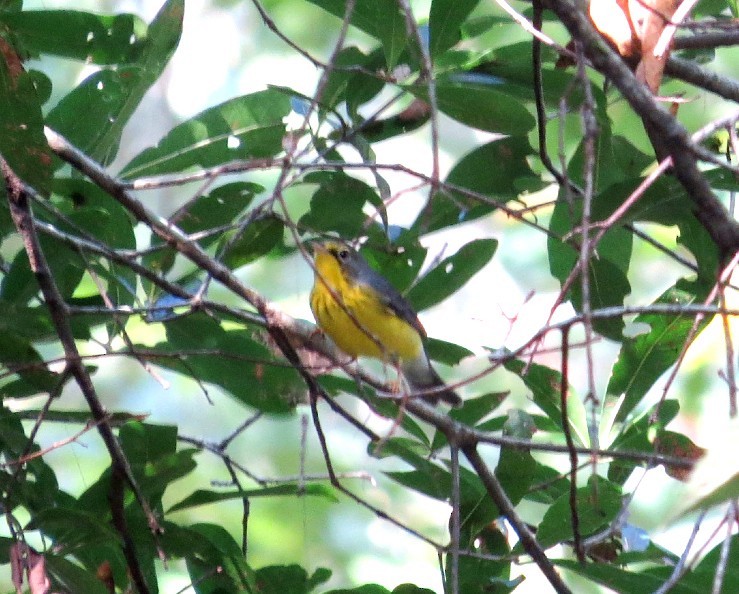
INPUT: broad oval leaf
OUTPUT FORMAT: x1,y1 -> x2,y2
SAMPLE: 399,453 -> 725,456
429,0 -> 480,57
406,238 -> 497,311
120,88 -> 290,179
408,77 -> 536,135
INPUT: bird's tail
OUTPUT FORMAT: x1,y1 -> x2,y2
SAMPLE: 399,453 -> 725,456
401,354 -> 463,407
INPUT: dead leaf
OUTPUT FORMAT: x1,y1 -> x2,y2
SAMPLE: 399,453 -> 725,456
633,0 -> 681,92
9,543 -> 51,594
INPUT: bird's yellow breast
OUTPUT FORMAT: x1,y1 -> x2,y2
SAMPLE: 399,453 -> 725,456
310,251 -> 423,362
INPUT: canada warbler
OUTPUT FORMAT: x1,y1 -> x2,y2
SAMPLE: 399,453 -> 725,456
310,241 -> 462,407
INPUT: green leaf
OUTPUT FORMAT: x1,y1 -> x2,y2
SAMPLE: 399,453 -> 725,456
305,0 -> 407,68
299,171 -> 380,236
122,87 -> 289,179
256,564 -> 331,594
178,182 -> 262,249
693,535 -> 739,591
326,586 -> 391,594
523,463 -> 571,505
1,9 -> 148,64
320,46 -> 381,114
415,136 -> 539,233
367,400 -> 431,445
607,400 -> 680,484
536,475 -> 621,549
120,421 -> 177,465
0,301 -> 55,340
0,44 -> 52,192
147,314 -> 303,413
46,0 -> 183,166
406,238 -> 497,311
408,77 -> 536,135
424,337 -> 473,365
504,358 -> 587,444
45,555 -> 110,594
180,523 -> 256,593
220,215 -> 284,269
432,391 -> 508,450
548,186 -> 634,340
168,483 -> 338,513
553,559 -> 693,594
447,524 -> 513,593
360,240 -> 427,295
607,284 -> 713,423
495,410 -> 537,506
429,0 -> 479,56
0,331 -> 61,396
27,507 -> 121,550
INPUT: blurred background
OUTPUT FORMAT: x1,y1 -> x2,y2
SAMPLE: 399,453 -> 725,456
5,0 -> 738,591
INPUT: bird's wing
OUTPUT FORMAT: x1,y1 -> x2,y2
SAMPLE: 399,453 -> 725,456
357,265 -> 427,339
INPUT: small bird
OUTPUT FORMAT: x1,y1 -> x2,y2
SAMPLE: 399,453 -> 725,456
309,240 -> 462,407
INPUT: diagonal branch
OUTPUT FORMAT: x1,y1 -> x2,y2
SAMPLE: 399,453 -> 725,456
462,445 -> 572,594
544,0 -> 739,262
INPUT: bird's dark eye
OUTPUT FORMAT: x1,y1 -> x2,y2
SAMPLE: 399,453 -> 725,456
338,248 -> 349,260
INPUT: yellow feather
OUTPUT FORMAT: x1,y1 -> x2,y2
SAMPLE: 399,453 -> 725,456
310,245 -> 423,361
309,241 -> 462,407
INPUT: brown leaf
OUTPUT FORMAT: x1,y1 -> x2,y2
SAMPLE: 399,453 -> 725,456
28,552 -> 50,594
97,560 -> 116,594
633,0 -> 681,92
589,0 -> 640,60
653,430 -> 705,482
9,544 -> 51,594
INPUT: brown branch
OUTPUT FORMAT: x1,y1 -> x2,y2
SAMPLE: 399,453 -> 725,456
673,30 -> 739,50
462,445 -> 572,594
560,329 -> 584,563
2,161 -> 156,594
665,55 -> 739,103
544,0 -> 739,262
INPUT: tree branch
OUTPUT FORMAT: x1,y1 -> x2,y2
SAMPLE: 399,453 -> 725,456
2,160 -> 155,594
544,0 -> 739,262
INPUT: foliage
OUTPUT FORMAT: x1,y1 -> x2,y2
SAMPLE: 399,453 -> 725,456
0,0 -> 737,592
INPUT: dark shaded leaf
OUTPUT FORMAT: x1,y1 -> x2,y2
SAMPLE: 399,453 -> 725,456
548,187 -> 633,340
0,40 -> 51,192
429,0 -> 479,56
607,400 -> 680,485
607,283 -> 713,423
179,523 -> 256,593
44,555 -> 110,594
1,9 -> 148,64
408,77 -> 536,135
147,314 -> 302,413
305,0 -> 407,67
326,585 -> 391,594
168,483 -> 338,513
425,337 -> 473,365
0,331 -> 61,395
415,136 -> 539,233
256,564 -> 331,594
46,0 -> 183,166
495,410 -> 537,506
299,172 -> 380,237
537,475 -> 621,548
220,215 -> 284,269
555,559 -> 709,594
